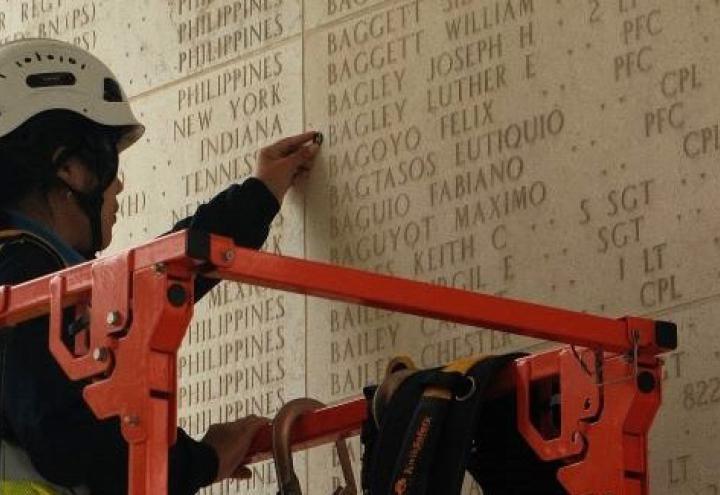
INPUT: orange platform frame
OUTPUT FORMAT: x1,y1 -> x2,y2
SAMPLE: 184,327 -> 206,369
0,230 -> 677,494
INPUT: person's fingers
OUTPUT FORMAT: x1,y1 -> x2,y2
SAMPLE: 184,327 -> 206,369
229,414 -> 262,425
243,416 -> 270,437
244,414 -> 269,425
236,416 -> 270,448
230,417 -> 270,477
242,414 -> 266,424
233,466 -> 253,480
300,153 -> 317,170
270,131 -> 318,155
203,415 -> 273,483
276,143 -> 320,171
292,164 -> 311,180
231,417 -> 267,438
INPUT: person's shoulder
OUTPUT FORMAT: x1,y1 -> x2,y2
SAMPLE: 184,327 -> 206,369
0,233 -> 64,285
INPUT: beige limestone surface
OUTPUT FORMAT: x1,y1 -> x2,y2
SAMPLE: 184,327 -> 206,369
1,0 -> 719,493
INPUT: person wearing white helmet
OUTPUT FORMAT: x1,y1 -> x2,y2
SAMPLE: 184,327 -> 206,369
0,39 -> 320,494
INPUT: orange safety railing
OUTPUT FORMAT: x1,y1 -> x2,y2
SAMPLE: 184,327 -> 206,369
0,230 -> 677,494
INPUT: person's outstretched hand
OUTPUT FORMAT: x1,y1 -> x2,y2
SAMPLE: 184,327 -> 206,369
254,131 -> 321,204
202,415 -> 269,481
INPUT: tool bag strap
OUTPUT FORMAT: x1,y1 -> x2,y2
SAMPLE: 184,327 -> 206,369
423,354 -> 523,494
362,354 -> 523,495
385,357 -> 483,495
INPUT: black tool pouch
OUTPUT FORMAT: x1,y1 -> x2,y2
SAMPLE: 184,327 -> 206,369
360,354 -> 527,495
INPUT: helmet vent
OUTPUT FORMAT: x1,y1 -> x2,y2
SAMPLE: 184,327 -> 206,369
0,74 -> 6,79
24,57 -> 32,63
104,78 -> 123,102
26,72 -> 77,88
35,52 -> 42,61
48,54 -> 55,60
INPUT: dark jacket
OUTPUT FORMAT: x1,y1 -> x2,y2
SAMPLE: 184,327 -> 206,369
0,178 -> 279,494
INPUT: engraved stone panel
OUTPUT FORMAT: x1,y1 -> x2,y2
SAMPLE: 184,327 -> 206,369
302,0 -> 720,493
650,302 -> 720,495
0,0 -> 302,97
305,0 -> 387,30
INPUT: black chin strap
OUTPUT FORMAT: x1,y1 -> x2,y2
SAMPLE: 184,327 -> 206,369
61,181 -> 106,258
53,134 -> 119,259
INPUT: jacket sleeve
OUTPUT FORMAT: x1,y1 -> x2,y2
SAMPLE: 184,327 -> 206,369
172,178 -> 280,301
0,243 -> 218,495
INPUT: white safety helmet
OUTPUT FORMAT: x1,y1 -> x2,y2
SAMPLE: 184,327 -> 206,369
0,38 -> 144,151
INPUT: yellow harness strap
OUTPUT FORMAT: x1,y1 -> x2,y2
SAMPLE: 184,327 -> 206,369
424,356 -> 488,400
0,481 -> 59,495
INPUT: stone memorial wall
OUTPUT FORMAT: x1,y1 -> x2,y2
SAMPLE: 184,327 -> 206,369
1,0 -> 718,493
